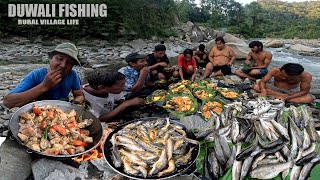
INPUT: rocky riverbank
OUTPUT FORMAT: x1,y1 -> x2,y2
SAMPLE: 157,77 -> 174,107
263,38 -> 320,56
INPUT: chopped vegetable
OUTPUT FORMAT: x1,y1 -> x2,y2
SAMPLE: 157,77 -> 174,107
52,125 -> 67,136
43,126 -> 50,139
72,140 -> 88,147
33,105 -> 42,115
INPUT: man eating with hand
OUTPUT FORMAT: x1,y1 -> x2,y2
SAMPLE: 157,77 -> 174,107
3,42 -> 84,108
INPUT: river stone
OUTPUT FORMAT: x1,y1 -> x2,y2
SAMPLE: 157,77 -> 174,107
223,33 -> 247,45
32,159 -> 85,180
179,115 -> 214,133
166,50 -> 179,59
264,40 -> 285,48
0,139 -> 32,180
289,44 -> 316,52
127,39 -> 147,49
90,158 -> 118,179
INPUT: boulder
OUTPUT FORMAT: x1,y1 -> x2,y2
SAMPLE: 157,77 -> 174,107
169,36 -> 175,42
127,39 -> 147,49
0,139 -> 32,180
223,33 -> 247,45
289,44 -> 317,53
165,50 -> 179,58
226,43 -> 250,59
32,159 -> 85,180
264,40 -> 285,48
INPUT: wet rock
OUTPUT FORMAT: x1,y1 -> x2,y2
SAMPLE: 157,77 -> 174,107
223,33 -> 247,45
151,36 -> 158,41
179,115 -> 214,133
32,159 -> 86,180
90,158 -> 118,179
92,64 -> 111,69
289,44 -> 320,56
0,139 -> 32,180
166,50 -> 179,59
264,40 -> 285,48
119,51 -> 131,58
127,39 -> 147,49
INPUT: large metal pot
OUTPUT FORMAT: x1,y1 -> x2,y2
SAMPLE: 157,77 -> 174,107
9,100 -> 103,159
103,117 -> 204,180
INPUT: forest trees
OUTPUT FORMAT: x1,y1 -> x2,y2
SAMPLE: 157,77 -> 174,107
0,0 -> 319,39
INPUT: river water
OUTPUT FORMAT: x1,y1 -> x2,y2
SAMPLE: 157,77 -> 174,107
268,48 -> 320,80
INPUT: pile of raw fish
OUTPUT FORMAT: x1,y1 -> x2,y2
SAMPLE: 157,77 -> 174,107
197,98 -> 320,180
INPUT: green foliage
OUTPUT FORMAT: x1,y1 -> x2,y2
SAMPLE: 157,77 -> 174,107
0,0 -> 319,39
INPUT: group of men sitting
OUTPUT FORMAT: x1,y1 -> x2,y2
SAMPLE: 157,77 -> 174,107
3,37 -> 315,123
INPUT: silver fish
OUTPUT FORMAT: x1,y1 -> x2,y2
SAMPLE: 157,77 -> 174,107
176,147 -> 194,164
298,161 -> 314,180
173,139 -> 184,151
167,138 -> 173,160
231,120 -> 240,144
252,153 -> 266,170
214,134 -> 227,165
111,134 -> 122,168
241,149 -> 262,179
208,150 -> 220,179
158,159 -> 175,177
250,161 -> 292,179
303,128 -> 311,150
118,149 -> 148,168
158,118 -> 170,137
116,136 -> 137,145
218,134 -> 231,158
232,143 -> 242,180
133,165 -> 148,178
117,143 -> 145,152
225,145 -> 236,169
122,157 -> 139,175
290,165 -> 302,180
149,149 -> 168,175
270,119 -> 290,141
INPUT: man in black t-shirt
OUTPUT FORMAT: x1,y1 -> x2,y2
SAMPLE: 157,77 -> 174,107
147,44 -> 172,80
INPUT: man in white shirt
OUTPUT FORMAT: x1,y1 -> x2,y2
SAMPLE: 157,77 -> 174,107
83,70 -> 145,122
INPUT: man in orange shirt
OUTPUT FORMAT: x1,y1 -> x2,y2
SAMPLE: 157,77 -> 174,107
173,49 -> 197,81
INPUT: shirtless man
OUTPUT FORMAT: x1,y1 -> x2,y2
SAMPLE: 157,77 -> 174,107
253,63 -> 314,104
201,37 -> 236,80
235,41 -> 272,80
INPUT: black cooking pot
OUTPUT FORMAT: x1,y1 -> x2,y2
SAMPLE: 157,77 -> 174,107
103,117 -> 205,180
9,100 -> 103,159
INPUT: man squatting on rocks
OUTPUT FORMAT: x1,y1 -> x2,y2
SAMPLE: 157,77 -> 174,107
253,63 -> 314,104
201,37 -> 236,80
146,44 -> 171,81
3,43 -> 84,108
235,41 -> 272,80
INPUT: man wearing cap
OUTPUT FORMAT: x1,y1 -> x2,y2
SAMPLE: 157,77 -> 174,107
3,42 -> 84,108
147,44 -> 171,80
118,52 -> 153,97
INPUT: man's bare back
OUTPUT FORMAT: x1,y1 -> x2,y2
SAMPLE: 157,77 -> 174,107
209,46 -> 235,66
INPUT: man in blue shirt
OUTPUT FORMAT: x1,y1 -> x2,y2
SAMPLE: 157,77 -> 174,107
118,52 -> 153,98
3,43 -> 84,108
